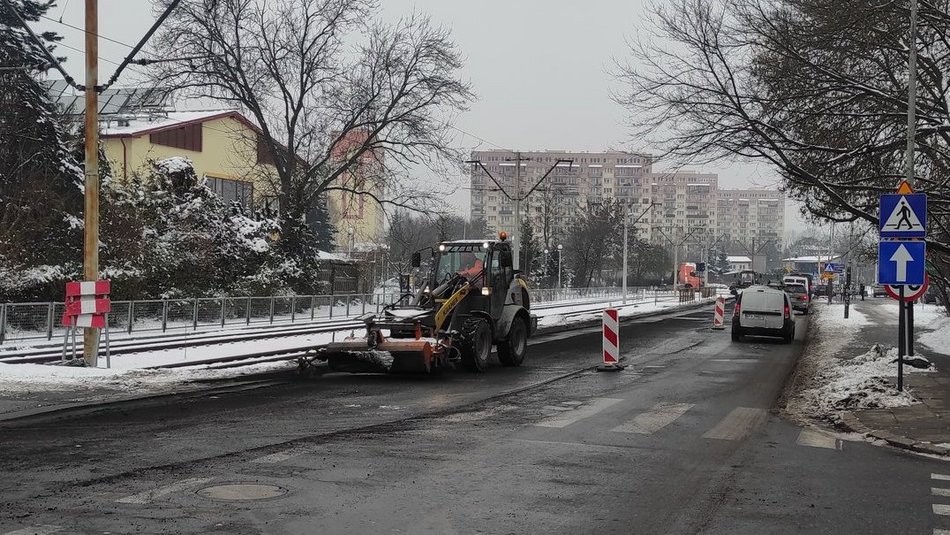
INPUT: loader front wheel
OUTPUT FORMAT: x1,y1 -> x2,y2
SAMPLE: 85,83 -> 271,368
497,316 -> 527,367
460,317 -> 492,372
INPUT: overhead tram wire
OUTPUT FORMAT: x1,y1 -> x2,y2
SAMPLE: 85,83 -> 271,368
41,14 -> 140,50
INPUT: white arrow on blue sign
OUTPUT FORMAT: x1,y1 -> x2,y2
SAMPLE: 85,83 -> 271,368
878,241 -> 926,285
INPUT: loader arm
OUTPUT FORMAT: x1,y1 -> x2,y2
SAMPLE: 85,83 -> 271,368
435,282 -> 471,332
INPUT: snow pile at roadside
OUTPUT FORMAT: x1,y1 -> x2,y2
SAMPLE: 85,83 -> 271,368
0,360 -> 295,394
799,344 -> 932,416
785,304 -> 907,419
918,314 -> 950,352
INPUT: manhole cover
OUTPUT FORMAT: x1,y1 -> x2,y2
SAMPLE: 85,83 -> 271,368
197,483 -> 287,501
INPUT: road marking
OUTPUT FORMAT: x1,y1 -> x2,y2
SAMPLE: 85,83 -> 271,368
934,504 -> 950,516
934,488 -> 950,497
543,405 -> 575,412
534,398 -> 624,428
3,526 -> 62,535
796,428 -> 841,450
702,407 -> 767,441
116,477 -> 212,504
610,403 -> 693,435
934,474 -> 950,481
512,438 -> 634,453
251,450 -> 299,464
561,401 -> 584,406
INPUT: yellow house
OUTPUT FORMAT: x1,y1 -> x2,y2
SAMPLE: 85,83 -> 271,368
100,110 -> 278,211
101,111 -> 386,248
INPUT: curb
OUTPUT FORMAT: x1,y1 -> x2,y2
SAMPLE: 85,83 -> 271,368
835,411 -> 950,457
535,297 -> 724,336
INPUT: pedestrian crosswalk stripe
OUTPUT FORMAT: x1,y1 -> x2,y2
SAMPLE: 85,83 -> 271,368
933,488 -> 950,497
3,526 -> 62,535
934,474 -> 950,481
702,407 -> 767,441
116,477 -> 212,504
610,403 -> 693,435
796,428 -> 841,450
933,504 -> 950,516
534,398 -> 624,428
251,450 -> 299,464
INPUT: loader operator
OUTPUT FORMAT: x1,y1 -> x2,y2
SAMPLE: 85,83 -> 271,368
458,252 -> 484,281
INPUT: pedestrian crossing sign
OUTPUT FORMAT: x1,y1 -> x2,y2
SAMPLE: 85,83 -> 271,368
879,193 -> 927,238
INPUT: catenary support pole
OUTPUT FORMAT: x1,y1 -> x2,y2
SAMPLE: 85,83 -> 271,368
622,205 -> 628,304
82,0 -> 100,366
513,151 -> 521,270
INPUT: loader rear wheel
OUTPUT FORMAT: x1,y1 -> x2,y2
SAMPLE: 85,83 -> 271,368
498,316 -> 527,367
460,317 -> 492,372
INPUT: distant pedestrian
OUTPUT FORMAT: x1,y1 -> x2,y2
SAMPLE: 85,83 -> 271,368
859,283 -> 865,301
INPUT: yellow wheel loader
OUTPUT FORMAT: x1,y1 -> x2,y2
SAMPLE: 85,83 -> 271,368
305,233 -> 537,374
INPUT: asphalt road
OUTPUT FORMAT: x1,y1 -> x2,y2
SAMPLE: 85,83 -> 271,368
1,304 -> 947,534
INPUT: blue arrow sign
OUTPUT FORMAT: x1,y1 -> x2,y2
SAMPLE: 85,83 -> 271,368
880,194 -> 927,238
878,241 -> 926,285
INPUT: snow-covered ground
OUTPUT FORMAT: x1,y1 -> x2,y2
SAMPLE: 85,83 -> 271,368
789,302 -> 937,422
0,294 -> 718,394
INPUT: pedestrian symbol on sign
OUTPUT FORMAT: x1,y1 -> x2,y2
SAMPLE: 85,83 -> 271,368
881,195 -> 925,234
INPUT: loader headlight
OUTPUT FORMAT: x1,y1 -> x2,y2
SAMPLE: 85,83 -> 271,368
481,287 -> 491,296
424,286 -> 430,293
438,244 -> 446,251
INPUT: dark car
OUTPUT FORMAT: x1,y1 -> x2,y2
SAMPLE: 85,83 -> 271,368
872,284 -> 887,297
784,283 -> 811,314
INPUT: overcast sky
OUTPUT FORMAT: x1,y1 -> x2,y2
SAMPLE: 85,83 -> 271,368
37,0 -> 804,232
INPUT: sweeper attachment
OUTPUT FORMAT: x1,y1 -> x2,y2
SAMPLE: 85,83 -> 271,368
300,233 -> 537,374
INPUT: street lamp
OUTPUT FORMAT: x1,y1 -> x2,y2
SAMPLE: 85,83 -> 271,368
557,244 -> 563,289
543,249 -> 549,283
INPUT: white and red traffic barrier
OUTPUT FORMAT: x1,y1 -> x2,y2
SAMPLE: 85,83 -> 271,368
61,279 -> 112,366
712,296 -> 725,330
597,308 -> 625,372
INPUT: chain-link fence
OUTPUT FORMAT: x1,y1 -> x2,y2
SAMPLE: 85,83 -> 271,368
1,286 -> 696,345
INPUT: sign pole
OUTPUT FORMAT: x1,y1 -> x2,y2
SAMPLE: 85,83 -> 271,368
898,286 -> 905,391
907,299 -> 915,358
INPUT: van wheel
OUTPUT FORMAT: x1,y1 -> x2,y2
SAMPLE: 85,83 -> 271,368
783,327 -> 794,344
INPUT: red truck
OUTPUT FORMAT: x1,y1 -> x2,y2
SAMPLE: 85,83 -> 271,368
678,263 -> 703,288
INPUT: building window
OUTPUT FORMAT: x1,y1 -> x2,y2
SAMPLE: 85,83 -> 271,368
206,175 -> 254,211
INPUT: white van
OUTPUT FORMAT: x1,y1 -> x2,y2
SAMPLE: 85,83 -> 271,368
783,275 -> 810,295
732,285 -> 796,343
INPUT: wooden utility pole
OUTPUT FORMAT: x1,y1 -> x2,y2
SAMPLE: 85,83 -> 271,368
83,0 -> 100,366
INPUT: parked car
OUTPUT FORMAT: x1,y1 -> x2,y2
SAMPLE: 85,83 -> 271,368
784,283 -> 811,314
872,284 -> 887,297
731,285 -> 796,343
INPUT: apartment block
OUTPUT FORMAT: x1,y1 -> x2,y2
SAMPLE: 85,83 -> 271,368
469,149 -> 653,243
469,150 -> 784,262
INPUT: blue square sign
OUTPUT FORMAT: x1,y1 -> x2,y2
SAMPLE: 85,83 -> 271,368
880,194 -> 927,238
878,241 -> 926,285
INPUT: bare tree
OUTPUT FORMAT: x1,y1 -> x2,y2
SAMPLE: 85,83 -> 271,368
152,0 -> 474,258
615,0 -> 950,247
563,199 -> 625,287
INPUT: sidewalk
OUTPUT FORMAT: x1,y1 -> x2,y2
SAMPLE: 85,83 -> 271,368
786,297 -> 950,456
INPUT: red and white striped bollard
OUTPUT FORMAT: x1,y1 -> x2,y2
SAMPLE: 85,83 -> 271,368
597,308 -> 625,371
712,296 -> 725,330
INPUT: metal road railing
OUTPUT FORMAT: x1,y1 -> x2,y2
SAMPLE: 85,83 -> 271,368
0,286 -> 691,346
